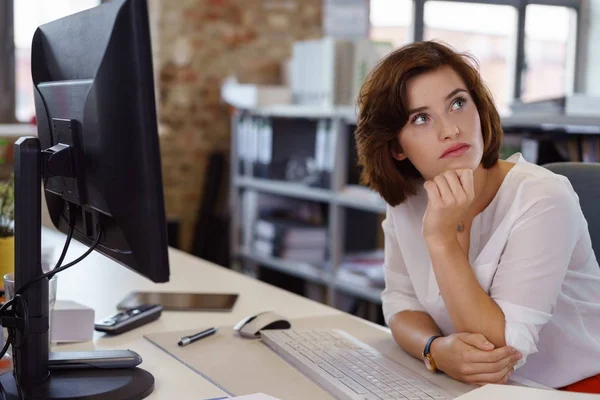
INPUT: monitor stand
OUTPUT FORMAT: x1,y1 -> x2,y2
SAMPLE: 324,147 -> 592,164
0,137 -> 155,399
0,368 -> 155,400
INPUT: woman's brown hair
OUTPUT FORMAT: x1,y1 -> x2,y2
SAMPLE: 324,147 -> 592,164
355,41 -> 503,207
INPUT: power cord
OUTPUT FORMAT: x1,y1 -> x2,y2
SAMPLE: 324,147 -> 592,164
15,226 -> 102,297
0,221 -> 74,400
0,216 -> 102,399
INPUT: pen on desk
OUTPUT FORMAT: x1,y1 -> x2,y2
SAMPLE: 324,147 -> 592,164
178,327 -> 218,347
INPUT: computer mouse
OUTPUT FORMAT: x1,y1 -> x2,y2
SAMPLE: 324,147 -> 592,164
233,311 -> 291,339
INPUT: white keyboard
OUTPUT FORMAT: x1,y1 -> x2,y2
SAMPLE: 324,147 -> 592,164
261,329 -> 450,400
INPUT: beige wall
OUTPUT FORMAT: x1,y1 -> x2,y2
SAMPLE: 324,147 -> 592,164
150,0 -> 323,251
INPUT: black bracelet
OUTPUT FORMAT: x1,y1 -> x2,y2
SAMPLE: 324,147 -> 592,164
423,335 -> 443,357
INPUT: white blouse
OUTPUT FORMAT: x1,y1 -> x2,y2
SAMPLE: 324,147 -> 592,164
381,153 -> 600,388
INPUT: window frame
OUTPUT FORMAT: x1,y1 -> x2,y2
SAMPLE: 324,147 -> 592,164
404,0 -> 581,103
1,0 -> 106,125
0,0 -> 15,124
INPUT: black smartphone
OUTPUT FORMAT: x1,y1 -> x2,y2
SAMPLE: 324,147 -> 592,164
95,304 -> 163,335
48,350 -> 142,370
116,291 -> 238,312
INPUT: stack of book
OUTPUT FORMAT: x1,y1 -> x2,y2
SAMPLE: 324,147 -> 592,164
290,38 -> 393,107
336,249 -> 385,288
252,217 -> 328,265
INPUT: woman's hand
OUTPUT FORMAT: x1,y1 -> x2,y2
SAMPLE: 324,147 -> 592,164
430,333 -> 522,386
422,169 -> 475,245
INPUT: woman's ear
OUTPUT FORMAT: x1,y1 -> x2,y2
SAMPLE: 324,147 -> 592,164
390,137 -> 408,161
392,151 -> 407,161
391,146 -> 408,161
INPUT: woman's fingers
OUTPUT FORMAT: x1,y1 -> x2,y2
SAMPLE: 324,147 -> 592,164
498,368 -> 514,385
465,345 -> 519,364
461,355 -> 516,375
467,365 -> 514,385
460,333 -> 494,351
442,170 -> 467,203
423,181 -> 442,207
429,169 -> 474,207
456,169 -> 475,202
433,175 -> 454,205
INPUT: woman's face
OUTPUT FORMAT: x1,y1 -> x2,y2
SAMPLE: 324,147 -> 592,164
394,66 -> 484,181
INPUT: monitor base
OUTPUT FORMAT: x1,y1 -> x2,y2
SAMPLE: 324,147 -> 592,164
0,367 -> 154,400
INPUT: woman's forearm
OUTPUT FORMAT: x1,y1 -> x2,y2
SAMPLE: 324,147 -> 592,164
389,310 -> 443,360
427,238 -> 507,347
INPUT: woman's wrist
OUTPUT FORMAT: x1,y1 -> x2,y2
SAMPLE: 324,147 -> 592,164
429,336 -> 445,371
425,234 -> 459,253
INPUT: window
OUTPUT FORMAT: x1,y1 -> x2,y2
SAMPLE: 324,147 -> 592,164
369,0 -> 413,48
521,5 -> 576,102
424,1 -> 518,114
14,0 -> 99,122
369,0 -> 580,112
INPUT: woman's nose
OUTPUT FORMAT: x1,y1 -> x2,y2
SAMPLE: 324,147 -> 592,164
439,118 -> 459,140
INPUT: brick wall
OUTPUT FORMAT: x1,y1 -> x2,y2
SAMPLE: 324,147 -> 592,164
150,0 -> 323,252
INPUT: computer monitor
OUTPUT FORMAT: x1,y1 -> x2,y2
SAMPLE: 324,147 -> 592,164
0,0 -> 169,399
35,0 -> 169,283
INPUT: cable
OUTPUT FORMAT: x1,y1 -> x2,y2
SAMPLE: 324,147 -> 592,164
5,222 -> 75,400
15,227 -> 101,297
52,202 -> 76,272
13,228 -> 99,400
10,296 -> 28,349
53,223 -> 74,270
0,215 -> 101,399
0,221 -> 73,363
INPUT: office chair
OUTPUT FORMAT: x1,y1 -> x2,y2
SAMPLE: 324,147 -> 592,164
544,162 -> 600,258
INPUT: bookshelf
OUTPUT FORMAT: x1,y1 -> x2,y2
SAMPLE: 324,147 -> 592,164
228,105 -> 386,313
239,247 -> 330,285
234,176 -> 334,203
234,177 -> 387,214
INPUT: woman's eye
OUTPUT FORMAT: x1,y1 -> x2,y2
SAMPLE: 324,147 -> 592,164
412,114 -> 428,125
451,97 -> 466,110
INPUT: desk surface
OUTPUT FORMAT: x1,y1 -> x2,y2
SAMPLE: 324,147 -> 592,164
43,227 -> 545,399
44,227 -> 340,399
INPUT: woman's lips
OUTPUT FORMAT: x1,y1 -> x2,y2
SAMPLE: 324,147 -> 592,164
441,144 -> 471,158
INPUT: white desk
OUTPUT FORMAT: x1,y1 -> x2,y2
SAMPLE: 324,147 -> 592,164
44,227 -> 340,399
42,227 -> 547,399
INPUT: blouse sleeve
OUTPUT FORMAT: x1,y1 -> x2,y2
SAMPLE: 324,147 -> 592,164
490,177 -> 582,370
381,206 -> 426,326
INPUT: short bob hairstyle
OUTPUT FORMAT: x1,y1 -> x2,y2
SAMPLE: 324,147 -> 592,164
355,41 -> 503,207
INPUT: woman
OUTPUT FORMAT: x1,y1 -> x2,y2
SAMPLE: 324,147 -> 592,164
355,41 -> 600,393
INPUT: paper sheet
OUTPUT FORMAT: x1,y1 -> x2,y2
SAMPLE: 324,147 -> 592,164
455,384 -> 599,399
